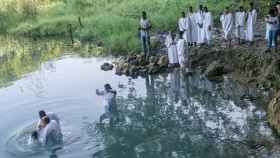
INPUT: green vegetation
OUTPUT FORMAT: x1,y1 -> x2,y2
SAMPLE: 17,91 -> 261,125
0,0 -> 272,54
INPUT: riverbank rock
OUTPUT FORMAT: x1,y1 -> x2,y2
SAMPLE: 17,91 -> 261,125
114,55 -> 171,77
268,92 -> 280,135
157,56 -> 169,68
101,62 -> 114,71
205,61 -> 225,78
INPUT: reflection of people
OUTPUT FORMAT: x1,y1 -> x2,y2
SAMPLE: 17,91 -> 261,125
96,84 -> 117,123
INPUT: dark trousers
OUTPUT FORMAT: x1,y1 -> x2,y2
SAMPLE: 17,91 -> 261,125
141,35 -> 150,59
269,30 -> 278,49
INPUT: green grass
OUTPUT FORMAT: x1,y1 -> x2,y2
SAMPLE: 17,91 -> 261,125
0,0 -> 272,55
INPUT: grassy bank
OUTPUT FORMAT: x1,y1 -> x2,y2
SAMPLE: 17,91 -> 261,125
0,0 -> 271,54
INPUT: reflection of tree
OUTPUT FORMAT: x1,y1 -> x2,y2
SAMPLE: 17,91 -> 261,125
0,37 -> 100,88
95,71 -> 273,158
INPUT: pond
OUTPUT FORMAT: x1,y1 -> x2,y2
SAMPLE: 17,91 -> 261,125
0,37 -> 279,158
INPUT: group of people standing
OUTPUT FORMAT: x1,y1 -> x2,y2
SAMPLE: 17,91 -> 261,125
139,3 -> 261,70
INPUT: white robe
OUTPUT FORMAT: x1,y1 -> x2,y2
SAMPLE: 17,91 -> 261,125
178,17 -> 190,42
203,12 -> 213,44
41,120 -> 62,146
189,13 -> 198,43
220,13 -> 234,40
246,9 -> 257,41
235,11 -> 246,39
165,35 -> 179,64
196,11 -> 205,44
177,39 -> 185,67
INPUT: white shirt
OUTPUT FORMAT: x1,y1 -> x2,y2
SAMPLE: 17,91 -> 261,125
267,16 -> 279,31
140,18 -> 151,37
41,120 -> 62,146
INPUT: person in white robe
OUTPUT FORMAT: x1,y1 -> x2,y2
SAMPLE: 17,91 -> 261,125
165,32 -> 179,66
196,5 -> 205,45
203,7 -> 213,46
96,84 -> 117,122
40,116 -> 62,146
188,6 -> 198,46
220,7 -> 234,48
177,32 -> 186,68
246,2 -> 257,44
178,11 -> 190,44
235,6 -> 246,44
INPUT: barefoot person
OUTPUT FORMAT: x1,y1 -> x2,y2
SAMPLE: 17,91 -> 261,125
165,32 -> 179,67
196,5 -> 205,45
139,11 -> 152,60
177,32 -> 186,68
188,6 -> 198,47
235,6 -> 246,44
265,8 -> 279,53
96,84 -> 117,123
203,6 -> 213,46
246,2 -> 257,45
178,11 -> 190,44
220,7 -> 234,48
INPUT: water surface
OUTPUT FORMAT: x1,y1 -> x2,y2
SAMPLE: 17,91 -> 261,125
0,37 -> 279,158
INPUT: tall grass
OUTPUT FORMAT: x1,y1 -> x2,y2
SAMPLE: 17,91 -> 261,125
0,0 -> 271,54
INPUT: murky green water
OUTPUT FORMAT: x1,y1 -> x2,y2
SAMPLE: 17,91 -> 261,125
0,37 -> 279,158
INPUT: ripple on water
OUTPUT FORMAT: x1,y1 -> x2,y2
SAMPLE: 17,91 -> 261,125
5,120 -> 103,158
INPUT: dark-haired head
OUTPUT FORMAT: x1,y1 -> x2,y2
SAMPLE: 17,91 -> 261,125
269,8 -> 276,16
181,11 -> 185,17
239,6 -> 244,11
39,110 -> 46,119
142,11 -> 147,19
199,5 -> 203,10
204,7 -> 208,12
104,84 -> 112,91
189,6 -> 193,12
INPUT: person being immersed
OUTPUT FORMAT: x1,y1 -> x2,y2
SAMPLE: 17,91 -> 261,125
37,110 -> 60,132
40,116 -> 63,146
96,84 -> 117,123
139,11 -> 152,60
220,7 -> 234,48
30,116 -> 62,146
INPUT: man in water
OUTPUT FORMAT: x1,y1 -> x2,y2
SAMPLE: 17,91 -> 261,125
96,84 -> 117,123
41,116 -> 63,146
29,116 -> 62,146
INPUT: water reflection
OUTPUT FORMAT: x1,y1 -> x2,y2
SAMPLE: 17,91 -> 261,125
0,36 -> 101,88
95,70 -> 275,158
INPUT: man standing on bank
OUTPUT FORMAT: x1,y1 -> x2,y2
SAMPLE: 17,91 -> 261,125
139,11 -> 152,60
